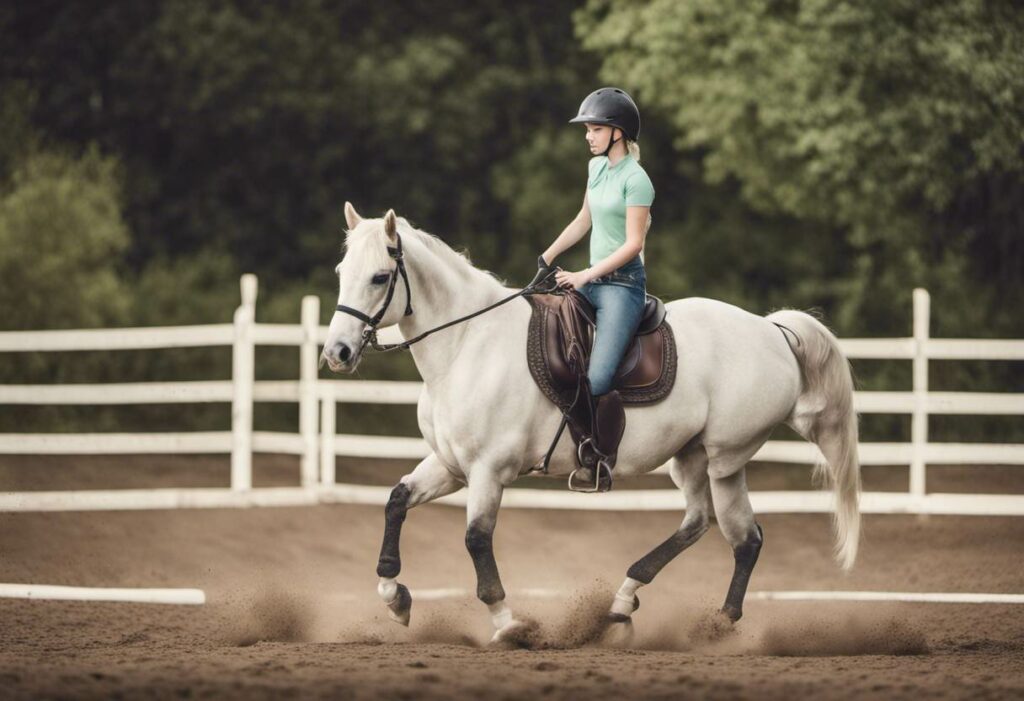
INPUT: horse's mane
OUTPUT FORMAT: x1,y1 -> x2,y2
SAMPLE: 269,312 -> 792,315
346,215 -> 509,289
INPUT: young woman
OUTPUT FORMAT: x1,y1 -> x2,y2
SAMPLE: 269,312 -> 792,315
536,87 -> 654,492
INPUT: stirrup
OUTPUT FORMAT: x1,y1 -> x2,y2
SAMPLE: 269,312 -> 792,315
568,459 -> 613,493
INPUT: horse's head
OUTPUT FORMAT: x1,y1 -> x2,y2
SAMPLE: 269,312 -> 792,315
322,202 -> 411,373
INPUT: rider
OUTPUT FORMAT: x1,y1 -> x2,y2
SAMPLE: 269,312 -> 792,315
533,87 -> 654,492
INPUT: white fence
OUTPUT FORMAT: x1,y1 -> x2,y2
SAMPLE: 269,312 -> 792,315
0,278 -> 1021,514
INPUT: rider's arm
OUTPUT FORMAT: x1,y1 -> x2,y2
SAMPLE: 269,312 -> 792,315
542,192 -> 592,265
582,205 -> 649,280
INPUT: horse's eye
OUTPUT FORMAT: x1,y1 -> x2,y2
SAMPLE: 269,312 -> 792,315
371,273 -> 391,285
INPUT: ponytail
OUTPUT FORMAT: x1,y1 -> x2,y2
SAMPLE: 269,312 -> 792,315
626,139 -> 641,162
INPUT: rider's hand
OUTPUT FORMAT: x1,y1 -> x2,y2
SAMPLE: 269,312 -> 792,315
527,255 -> 559,291
554,269 -> 592,291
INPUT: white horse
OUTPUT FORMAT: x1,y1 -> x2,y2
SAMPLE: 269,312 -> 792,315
322,203 -> 861,644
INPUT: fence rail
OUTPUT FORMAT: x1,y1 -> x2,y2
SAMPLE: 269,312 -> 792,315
1,278 -> 1021,514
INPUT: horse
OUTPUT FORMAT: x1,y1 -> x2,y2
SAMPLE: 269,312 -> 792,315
321,203 -> 861,644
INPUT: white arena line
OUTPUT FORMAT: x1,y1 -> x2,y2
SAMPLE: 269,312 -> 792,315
748,591 -> 1024,604
404,589 -> 1024,605
0,583 -> 206,605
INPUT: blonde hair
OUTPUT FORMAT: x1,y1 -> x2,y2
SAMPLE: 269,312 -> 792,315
627,139 -> 641,162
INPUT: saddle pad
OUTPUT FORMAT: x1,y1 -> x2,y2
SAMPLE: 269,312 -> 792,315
525,295 -> 678,410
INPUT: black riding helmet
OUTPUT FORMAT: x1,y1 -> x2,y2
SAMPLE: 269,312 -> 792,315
568,87 -> 641,156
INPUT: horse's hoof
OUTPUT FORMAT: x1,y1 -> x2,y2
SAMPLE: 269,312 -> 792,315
601,615 -> 635,648
387,583 -> 412,626
610,591 -> 640,617
489,618 -> 537,648
721,604 -> 742,623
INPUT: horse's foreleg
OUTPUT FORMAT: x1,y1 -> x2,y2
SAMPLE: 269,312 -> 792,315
464,475 -> 526,643
376,452 -> 461,626
606,444 -> 710,641
710,469 -> 763,622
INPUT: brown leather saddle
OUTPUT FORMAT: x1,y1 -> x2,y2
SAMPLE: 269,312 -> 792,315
525,290 -> 677,411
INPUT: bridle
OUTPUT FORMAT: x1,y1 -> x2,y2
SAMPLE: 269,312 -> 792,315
333,230 -> 559,357
334,232 -> 414,356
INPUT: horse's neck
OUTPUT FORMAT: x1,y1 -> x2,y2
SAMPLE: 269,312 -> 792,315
397,237 -> 509,386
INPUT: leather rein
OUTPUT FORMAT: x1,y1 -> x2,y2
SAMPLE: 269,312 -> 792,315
334,231 -> 561,356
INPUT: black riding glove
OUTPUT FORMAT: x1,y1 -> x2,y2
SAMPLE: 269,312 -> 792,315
527,255 -> 559,292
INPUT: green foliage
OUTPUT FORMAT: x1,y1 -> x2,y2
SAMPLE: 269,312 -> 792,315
0,84 -> 39,177
130,250 -> 239,326
3,0 -> 599,283
0,147 -> 129,330
578,0 -> 1024,224
576,0 -> 1024,336
492,129 -> 590,268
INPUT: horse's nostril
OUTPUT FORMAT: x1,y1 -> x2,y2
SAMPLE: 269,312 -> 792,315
338,343 -> 352,363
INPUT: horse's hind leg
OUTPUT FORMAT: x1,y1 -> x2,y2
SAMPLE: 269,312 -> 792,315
377,452 -> 462,626
606,441 -> 711,638
709,467 -> 764,622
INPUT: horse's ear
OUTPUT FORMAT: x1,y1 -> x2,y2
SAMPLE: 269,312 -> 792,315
344,201 -> 362,230
383,209 -> 398,242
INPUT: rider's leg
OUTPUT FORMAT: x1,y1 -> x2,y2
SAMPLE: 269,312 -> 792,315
586,283 -> 646,397
593,388 -> 625,466
563,283 -> 600,474
577,283 -> 645,487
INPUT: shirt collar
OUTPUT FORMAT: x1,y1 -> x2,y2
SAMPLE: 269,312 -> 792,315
607,154 -> 632,170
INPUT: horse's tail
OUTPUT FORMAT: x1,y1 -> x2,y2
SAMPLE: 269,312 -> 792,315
767,309 -> 861,571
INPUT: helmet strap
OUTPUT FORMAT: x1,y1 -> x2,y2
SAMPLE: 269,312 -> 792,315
602,127 -> 621,157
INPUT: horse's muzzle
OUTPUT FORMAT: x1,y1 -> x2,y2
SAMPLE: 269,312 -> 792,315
321,341 -> 360,373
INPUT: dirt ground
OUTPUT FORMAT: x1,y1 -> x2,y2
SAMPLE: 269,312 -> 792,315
1,455 -> 1023,700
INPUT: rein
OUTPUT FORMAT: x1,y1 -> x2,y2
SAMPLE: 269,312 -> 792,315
335,231 -> 561,355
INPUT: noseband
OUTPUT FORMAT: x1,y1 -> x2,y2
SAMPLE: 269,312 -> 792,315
335,232 -> 414,353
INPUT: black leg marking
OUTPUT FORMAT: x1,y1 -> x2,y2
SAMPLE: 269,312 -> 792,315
722,524 -> 764,622
376,483 -> 411,578
626,518 -> 709,584
465,522 -> 505,605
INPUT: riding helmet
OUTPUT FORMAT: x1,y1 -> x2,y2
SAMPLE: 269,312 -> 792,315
568,87 -> 641,141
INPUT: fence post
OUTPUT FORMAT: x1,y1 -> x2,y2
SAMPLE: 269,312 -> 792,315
910,288 -> 930,499
320,397 -> 336,486
299,295 -> 320,488
231,274 -> 257,492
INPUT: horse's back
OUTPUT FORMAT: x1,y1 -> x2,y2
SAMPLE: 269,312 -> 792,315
665,296 -> 791,356
664,296 -> 801,444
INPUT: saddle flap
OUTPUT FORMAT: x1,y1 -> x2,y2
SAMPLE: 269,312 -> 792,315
615,338 -> 642,379
613,324 -> 665,388
526,292 -> 677,406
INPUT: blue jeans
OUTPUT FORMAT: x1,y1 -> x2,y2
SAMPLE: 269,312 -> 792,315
579,256 -> 647,396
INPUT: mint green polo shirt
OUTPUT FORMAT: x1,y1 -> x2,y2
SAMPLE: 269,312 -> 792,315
587,155 -> 655,265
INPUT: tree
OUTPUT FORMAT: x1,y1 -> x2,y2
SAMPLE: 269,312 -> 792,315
2,0 -> 601,282
0,147 -> 129,330
576,0 -> 1024,335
